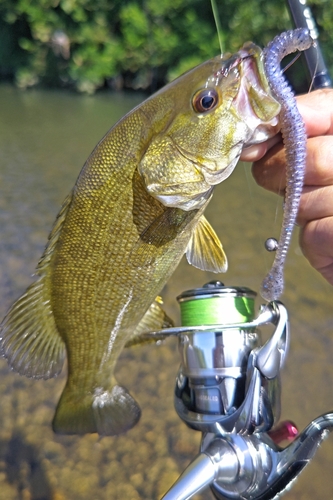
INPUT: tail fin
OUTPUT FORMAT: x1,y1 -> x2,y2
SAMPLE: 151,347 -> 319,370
52,383 -> 141,436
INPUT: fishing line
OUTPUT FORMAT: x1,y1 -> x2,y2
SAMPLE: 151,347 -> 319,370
282,41 -> 320,93
242,163 -> 277,272
308,41 -> 319,93
210,0 -> 224,54
282,52 -> 302,73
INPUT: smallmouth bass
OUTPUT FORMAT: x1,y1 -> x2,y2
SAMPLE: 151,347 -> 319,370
0,43 -> 281,436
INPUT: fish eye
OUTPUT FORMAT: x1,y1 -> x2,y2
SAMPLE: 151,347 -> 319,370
192,89 -> 219,113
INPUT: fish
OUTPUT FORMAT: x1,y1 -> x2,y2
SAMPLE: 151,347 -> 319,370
0,42 -> 281,436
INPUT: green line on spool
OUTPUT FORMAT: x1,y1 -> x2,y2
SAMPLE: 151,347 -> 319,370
179,296 -> 255,326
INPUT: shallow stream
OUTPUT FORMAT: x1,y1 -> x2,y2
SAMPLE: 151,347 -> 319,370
0,83 -> 332,499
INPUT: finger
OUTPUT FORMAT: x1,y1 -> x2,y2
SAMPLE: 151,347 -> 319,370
297,89 -> 333,137
303,135 -> 333,186
297,185 -> 333,227
252,135 -> 333,194
240,134 -> 281,162
251,142 -> 286,194
300,216 -> 333,285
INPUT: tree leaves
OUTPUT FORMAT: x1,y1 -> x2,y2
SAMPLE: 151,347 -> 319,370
0,0 -> 332,94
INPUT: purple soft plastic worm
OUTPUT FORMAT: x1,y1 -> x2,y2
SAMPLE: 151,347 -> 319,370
261,28 -> 313,301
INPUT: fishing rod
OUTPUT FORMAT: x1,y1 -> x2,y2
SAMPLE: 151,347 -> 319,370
286,0 -> 332,89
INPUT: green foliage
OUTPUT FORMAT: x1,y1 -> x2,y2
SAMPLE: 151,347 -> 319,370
0,0 -> 332,93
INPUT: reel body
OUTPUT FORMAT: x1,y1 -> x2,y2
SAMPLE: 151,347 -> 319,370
159,282 -> 333,500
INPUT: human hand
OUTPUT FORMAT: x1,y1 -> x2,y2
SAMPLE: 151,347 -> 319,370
241,89 -> 333,285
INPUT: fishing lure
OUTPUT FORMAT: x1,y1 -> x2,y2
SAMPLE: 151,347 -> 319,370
261,28 -> 313,301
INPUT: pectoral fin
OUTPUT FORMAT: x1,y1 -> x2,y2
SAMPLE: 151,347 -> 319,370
186,215 -> 228,273
125,296 -> 174,347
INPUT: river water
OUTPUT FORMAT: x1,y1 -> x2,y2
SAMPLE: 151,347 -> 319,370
0,83 -> 333,500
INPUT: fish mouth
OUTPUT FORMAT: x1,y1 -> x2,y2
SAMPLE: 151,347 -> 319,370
234,44 -> 281,147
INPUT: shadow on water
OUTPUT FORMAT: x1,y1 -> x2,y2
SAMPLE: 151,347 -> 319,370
0,83 -> 333,499
4,432 -> 53,500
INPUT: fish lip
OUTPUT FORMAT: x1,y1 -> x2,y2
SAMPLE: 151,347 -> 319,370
238,42 -> 273,94
243,120 -> 280,147
214,44 -> 268,93
210,52 -> 242,81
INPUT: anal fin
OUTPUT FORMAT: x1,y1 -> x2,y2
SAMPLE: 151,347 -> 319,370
125,296 -> 174,347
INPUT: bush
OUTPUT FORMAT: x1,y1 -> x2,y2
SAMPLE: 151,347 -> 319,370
0,0 -> 332,93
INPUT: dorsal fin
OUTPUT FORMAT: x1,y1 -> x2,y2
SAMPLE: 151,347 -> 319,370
0,192 -> 73,379
186,215 -> 228,273
36,190 -> 73,273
